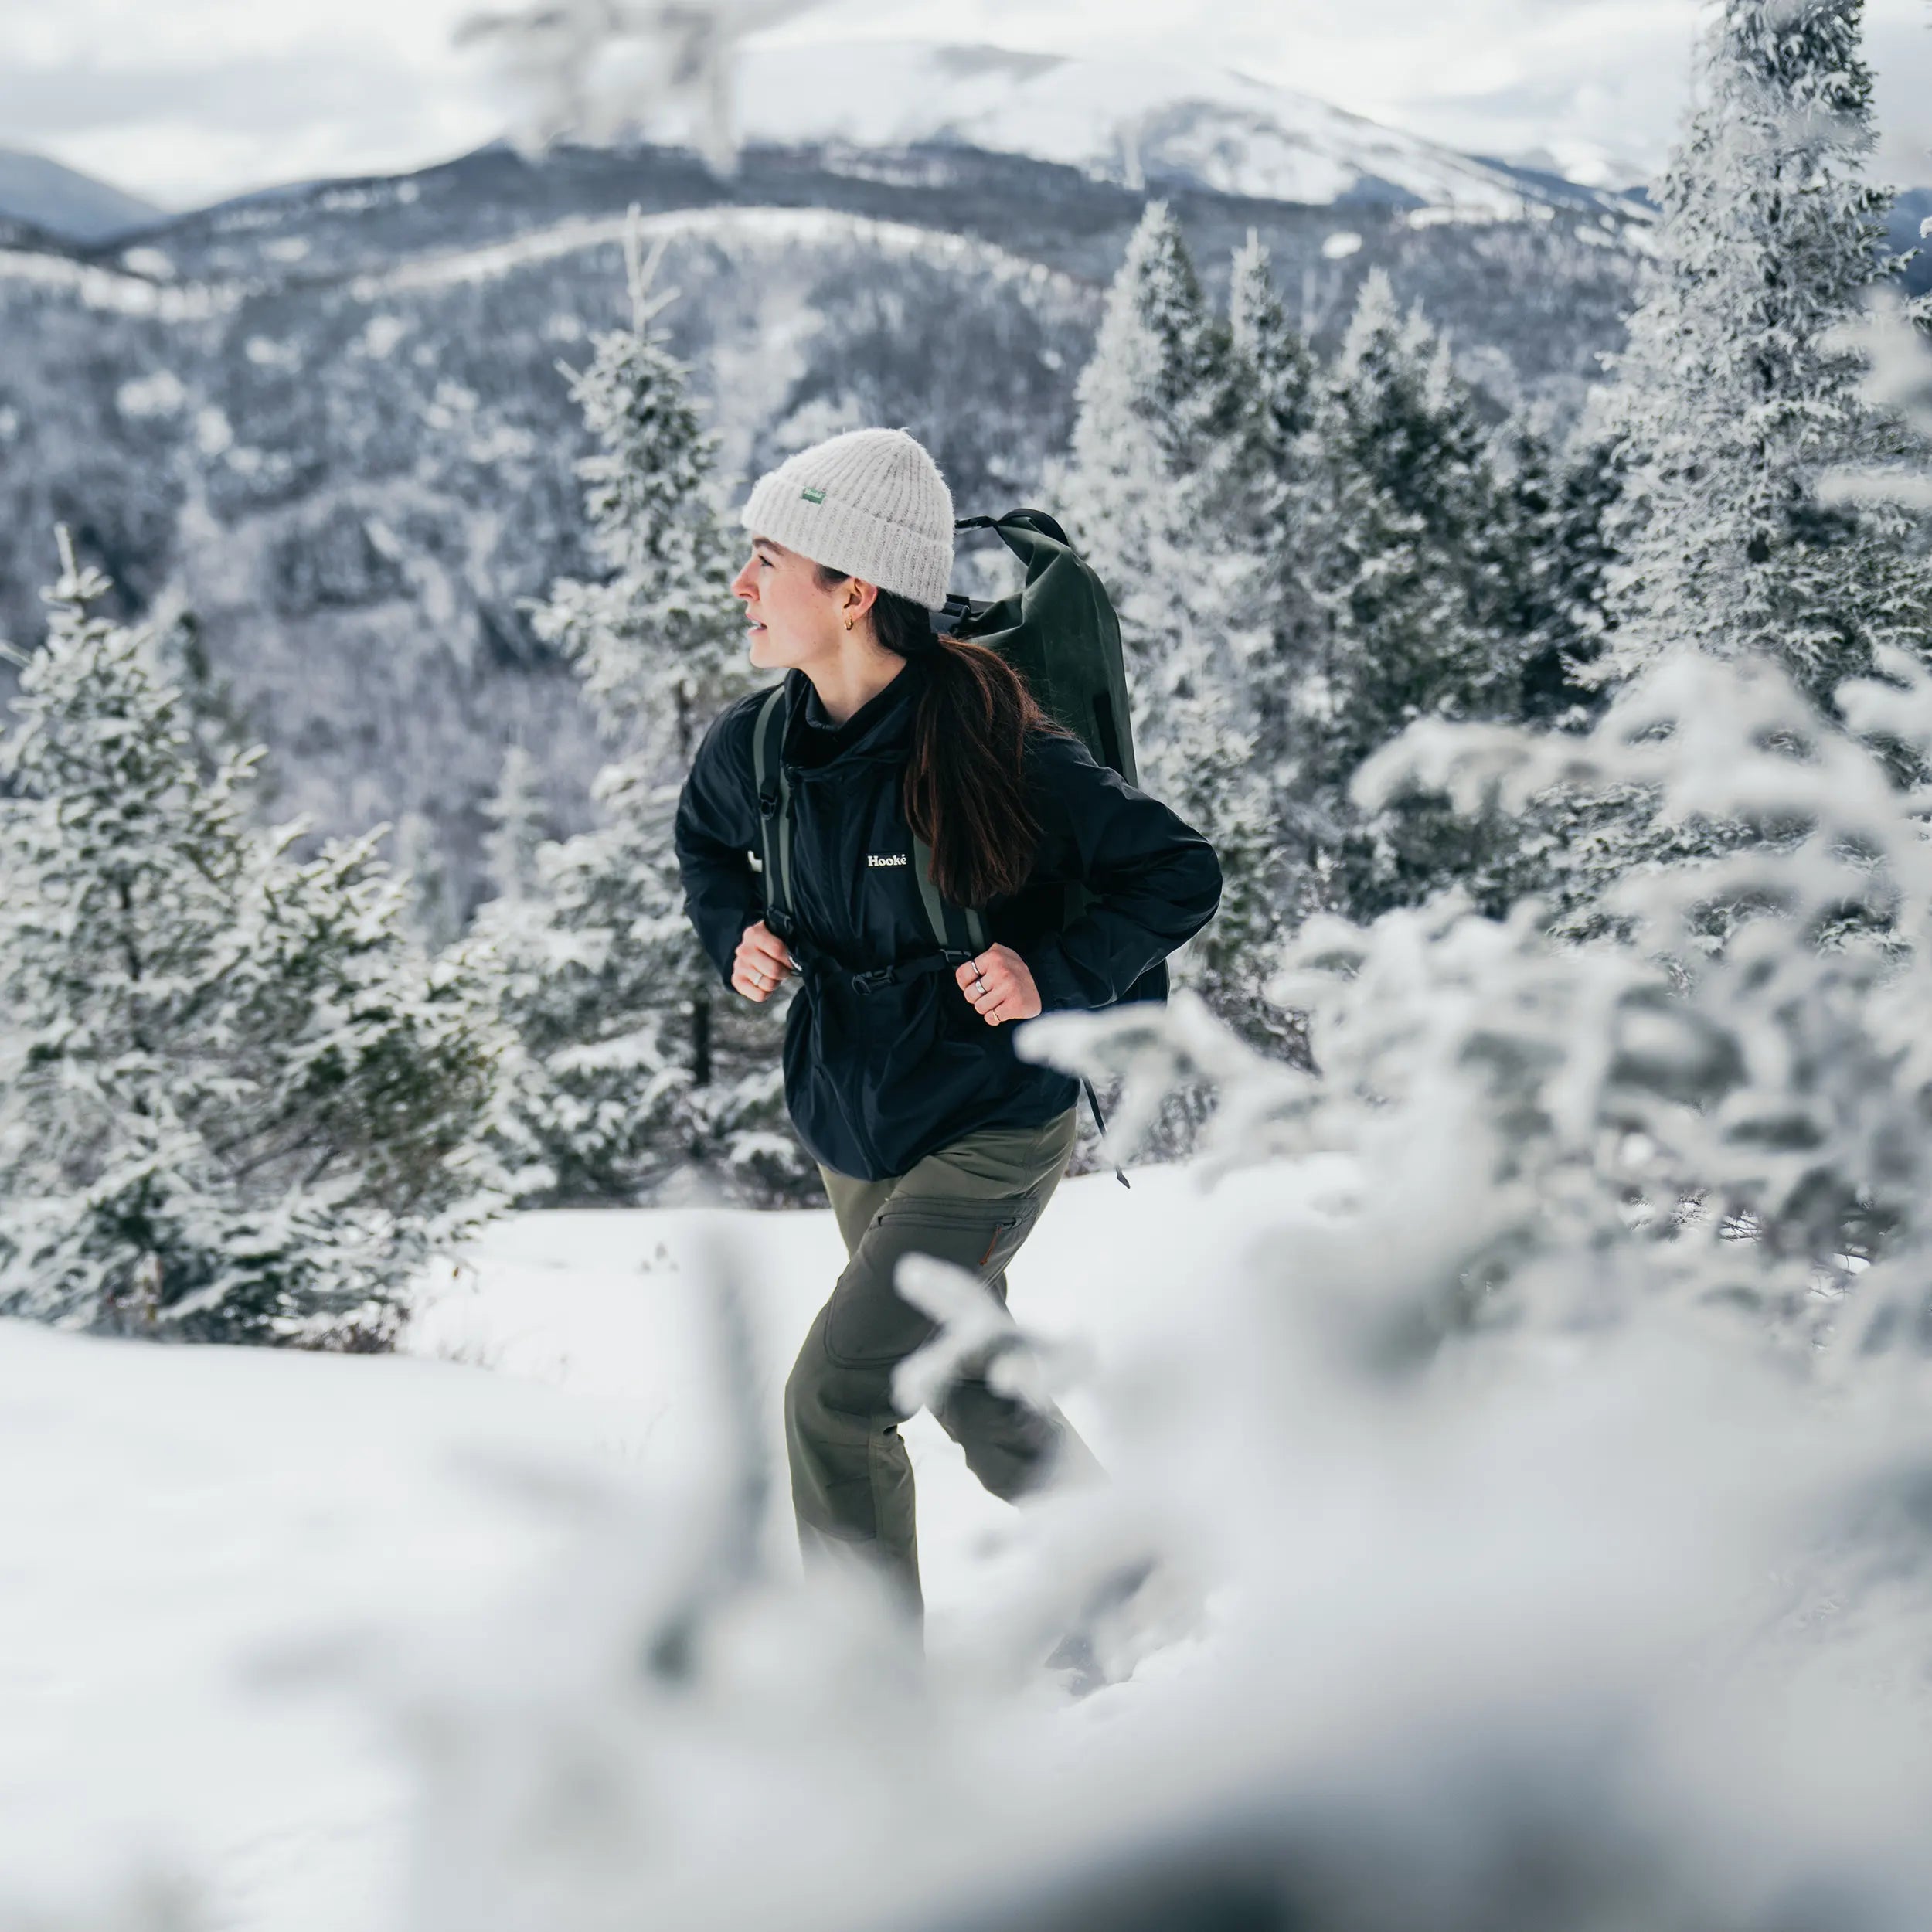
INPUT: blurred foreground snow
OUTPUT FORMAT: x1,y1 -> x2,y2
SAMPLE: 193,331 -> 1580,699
4,1136 -> 1930,1931
0,1162 -> 1307,1928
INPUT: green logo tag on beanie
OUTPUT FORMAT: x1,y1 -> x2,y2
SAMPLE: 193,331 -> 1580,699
801,486 -> 825,504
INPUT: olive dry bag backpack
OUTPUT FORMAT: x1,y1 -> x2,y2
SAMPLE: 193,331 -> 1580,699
937,509 -> 1165,1007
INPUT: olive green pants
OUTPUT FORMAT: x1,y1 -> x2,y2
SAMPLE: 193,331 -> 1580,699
785,1107 -> 1093,1621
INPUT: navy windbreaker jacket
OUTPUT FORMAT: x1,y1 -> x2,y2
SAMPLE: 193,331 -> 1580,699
673,659 -> 1222,1182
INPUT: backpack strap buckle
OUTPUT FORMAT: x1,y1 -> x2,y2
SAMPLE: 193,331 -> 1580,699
932,592 -> 980,637
848,950 -> 972,995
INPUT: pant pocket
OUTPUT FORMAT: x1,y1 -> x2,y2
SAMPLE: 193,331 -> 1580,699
825,1196 -> 1024,1369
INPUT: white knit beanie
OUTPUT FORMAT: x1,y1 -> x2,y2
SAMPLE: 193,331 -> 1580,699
739,427 -> 954,610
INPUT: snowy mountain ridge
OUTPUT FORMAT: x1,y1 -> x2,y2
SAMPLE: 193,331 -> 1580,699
349,202 -> 1087,304
701,39 -> 1637,219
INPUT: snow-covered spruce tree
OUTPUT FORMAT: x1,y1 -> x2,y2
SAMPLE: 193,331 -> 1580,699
0,533 -> 499,1345
392,808 -> 467,952
1595,0 -> 1932,704
1064,202 -> 1233,605
1492,414 -> 1624,720
1423,414 -> 1639,933
477,228 -> 804,1205
1223,233 -> 1329,960
1295,269 -> 1544,924
1225,230 -> 1321,692
1062,203 -> 1285,1045
157,605 -> 267,791
480,742 -> 551,906
528,229 -> 745,759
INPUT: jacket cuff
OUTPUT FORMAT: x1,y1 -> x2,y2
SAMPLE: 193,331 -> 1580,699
1024,940 -> 1087,1014
701,900 -> 761,989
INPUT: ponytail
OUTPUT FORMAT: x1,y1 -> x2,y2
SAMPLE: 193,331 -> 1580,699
816,569 -> 1053,906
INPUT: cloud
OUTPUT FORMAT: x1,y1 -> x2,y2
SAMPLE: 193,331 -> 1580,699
8,0 -> 1931,211
8,58 -> 501,208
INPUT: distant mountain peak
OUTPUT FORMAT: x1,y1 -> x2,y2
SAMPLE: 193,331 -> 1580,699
679,37 -> 1609,218
0,147 -> 165,244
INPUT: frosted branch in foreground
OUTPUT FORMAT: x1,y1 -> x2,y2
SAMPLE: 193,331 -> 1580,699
890,1253 -> 1083,1420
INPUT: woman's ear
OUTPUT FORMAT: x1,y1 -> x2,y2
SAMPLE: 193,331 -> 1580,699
845,579 -> 880,628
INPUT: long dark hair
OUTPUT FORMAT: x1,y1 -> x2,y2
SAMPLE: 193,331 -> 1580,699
816,566 -> 1052,906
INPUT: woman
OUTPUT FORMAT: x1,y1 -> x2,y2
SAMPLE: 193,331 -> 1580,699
675,427 -> 1220,1628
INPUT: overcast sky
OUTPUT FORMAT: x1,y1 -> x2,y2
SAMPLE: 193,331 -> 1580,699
4,0 -> 1930,213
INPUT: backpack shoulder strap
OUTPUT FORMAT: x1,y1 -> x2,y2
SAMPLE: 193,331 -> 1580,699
910,832 -> 1119,1175
911,817 -> 1119,1179
751,682 -> 794,932
910,834 -> 987,957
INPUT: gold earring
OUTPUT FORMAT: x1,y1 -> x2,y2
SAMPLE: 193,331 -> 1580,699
845,617 -> 854,631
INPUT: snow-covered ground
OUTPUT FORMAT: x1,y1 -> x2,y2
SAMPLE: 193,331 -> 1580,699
0,1159 -> 1286,1930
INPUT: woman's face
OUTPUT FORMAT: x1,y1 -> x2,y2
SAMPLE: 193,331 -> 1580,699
732,537 -> 864,675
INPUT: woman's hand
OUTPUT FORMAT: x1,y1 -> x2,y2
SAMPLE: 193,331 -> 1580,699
733,920 -> 794,1002
955,945 -> 1042,1027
